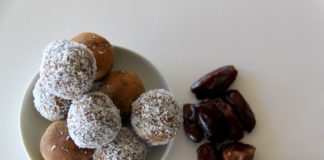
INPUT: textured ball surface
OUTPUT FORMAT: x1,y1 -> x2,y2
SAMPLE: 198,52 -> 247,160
40,40 -> 96,100
93,127 -> 147,160
99,70 -> 145,123
72,32 -> 114,80
67,92 -> 121,148
131,89 -> 182,146
40,121 -> 94,160
33,79 -> 71,121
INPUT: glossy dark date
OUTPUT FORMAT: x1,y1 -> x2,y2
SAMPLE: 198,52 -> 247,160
196,100 -> 227,142
223,90 -> 256,132
197,143 -> 220,160
183,104 -> 204,143
191,65 -> 237,99
221,142 -> 256,160
213,99 -> 244,141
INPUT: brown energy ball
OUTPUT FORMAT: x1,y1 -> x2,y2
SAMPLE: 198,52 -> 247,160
40,121 -> 94,160
33,79 -> 71,121
72,32 -> 114,80
131,89 -> 182,146
40,40 -> 96,100
67,92 -> 121,149
99,70 -> 145,123
93,127 -> 147,160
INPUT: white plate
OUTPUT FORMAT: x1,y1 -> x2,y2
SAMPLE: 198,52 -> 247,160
20,46 -> 173,160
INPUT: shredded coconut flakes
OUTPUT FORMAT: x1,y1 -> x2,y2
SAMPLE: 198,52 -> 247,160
33,79 -> 71,121
93,127 -> 147,160
131,89 -> 182,146
39,40 -> 96,100
67,92 -> 121,149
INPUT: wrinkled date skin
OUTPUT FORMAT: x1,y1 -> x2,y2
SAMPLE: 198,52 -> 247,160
196,100 -> 227,143
183,104 -> 204,143
223,90 -> 256,132
213,99 -> 244,141
221,142 -> 256,160
197,143 -> 220,160
191,65 -> 238,99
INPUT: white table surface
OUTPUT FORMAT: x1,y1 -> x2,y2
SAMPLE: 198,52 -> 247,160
1,0 -> 324,159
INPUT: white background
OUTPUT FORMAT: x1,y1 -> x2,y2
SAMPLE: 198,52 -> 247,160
1,0 -> 324,159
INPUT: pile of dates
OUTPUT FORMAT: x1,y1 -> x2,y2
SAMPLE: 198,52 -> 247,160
184,65 -> 256,160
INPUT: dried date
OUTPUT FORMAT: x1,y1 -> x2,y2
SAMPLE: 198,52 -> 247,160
197,143 -> 220,160
196,100 -> 227,143
221,142 -> 256,160
223,90 -> 256,132
212,99 -> 244,141
191,65 -> 237,99
183,104 -> 204,143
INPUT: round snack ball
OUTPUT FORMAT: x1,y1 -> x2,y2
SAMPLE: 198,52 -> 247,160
93,127 -> 147,160
131,89 -> 182,146
99,70 -> 145,124
33,79 -> 71,121
72,32 -> 114,80
67,92 -> 121,148
40,121 -> 94,160
40,40 -> 96,100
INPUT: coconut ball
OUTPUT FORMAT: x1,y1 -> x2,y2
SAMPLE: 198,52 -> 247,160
40,40 -> 96,100
131,89 -> 182,146
67,92 -> 121,148
33,79 -> 71,121
93,127 -> 147,160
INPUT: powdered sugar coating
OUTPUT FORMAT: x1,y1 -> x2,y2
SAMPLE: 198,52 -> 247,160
67,92 -> 121,148
33,79 -> 71,121
131,89 -> 182,146
93,127 -> 147,160
40,40 -> 96,100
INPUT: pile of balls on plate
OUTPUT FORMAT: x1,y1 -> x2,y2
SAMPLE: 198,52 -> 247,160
32,32 -> 182,160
